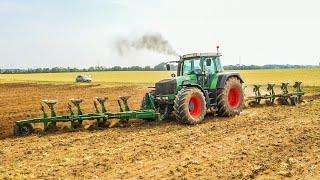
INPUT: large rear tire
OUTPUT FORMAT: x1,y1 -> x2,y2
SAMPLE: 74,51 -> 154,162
217,77 -> 244,117
173,87 -> 206,124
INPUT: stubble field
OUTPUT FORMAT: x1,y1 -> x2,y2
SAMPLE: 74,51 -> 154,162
1,68 -> 320,86
0,69 -> 319,179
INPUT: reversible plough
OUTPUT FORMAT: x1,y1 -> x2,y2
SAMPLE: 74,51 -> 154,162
246,81 -> 304,106
14,93 -> 160,136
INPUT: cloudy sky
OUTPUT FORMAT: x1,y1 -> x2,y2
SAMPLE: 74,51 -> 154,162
0,0 -> 319,68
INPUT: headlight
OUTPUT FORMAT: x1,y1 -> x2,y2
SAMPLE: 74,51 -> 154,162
161,96 -> 169,100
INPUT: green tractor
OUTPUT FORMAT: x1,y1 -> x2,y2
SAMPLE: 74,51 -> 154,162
142,47 -> 245,124
13,47 -> 246,136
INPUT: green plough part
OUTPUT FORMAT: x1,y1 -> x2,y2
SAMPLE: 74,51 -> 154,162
14,94 -> 160,136
247,81 -> 305,106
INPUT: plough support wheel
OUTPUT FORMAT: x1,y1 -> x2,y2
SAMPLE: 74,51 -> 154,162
14,123 -> 34,136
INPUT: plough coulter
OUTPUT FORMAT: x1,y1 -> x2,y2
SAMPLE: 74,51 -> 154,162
246,81 -> 304,106
14,94 -> 160,136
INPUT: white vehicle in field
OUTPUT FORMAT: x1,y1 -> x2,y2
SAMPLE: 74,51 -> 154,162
75,75 -> 92,83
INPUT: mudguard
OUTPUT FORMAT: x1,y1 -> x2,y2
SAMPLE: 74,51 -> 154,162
217,73 -> 244,89
180,83 -> 206,95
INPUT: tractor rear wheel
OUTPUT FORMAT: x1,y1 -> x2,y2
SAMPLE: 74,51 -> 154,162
173,87 -> 206,124
217,77 -> 244,117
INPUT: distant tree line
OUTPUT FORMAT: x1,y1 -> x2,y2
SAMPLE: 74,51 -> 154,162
0,65 -> 166,74
0,63 -> 317,74
223,64 -> 318,70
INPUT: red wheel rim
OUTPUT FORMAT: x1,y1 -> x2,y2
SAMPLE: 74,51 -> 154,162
189,95 -> 203,118
228,86 -> 241,108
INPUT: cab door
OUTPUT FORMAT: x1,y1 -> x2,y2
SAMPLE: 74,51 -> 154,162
203,57 -> 218,89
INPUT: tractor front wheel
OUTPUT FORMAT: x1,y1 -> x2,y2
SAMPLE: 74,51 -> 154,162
217,77 -> 244,117
173,87 -> 206,124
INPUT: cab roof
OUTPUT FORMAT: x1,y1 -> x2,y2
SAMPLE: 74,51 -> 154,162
181,52 -> 221,60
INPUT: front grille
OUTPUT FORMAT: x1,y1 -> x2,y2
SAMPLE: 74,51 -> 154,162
155,79 -> 176,95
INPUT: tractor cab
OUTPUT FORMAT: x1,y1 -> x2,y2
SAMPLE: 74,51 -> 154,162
165,47 -> 225,91
176,52 -> 223,89
177,52 -> 223,76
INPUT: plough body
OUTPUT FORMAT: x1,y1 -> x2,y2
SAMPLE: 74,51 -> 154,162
14,93 -> 160,136
246,81 -> 304,106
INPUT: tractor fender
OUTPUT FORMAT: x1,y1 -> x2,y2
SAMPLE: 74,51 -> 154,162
217,73 -> 244,89
180,84 -> 206,94
180,81 -> 206,95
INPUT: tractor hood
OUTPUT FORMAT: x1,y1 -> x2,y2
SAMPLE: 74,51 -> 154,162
155,79 -> 177,95
155,76 -> 195,95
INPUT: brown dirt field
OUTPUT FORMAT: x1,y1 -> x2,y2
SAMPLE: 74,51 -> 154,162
0,83 -> 319,179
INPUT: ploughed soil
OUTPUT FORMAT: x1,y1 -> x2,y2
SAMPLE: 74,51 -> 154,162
0,83 -> 319,179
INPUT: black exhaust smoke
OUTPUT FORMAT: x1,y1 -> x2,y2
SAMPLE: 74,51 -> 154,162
114,32 -> 179,57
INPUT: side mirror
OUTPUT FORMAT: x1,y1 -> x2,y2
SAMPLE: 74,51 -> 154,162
206,59 -> 212,66
166,64 -> 170,71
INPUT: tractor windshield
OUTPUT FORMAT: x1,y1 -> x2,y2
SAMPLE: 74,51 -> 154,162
182,58 -> 201,75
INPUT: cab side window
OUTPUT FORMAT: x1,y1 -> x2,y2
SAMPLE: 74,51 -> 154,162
182,60 -> 192,75
215,57 -> 224,72
193,59 -> 202,74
